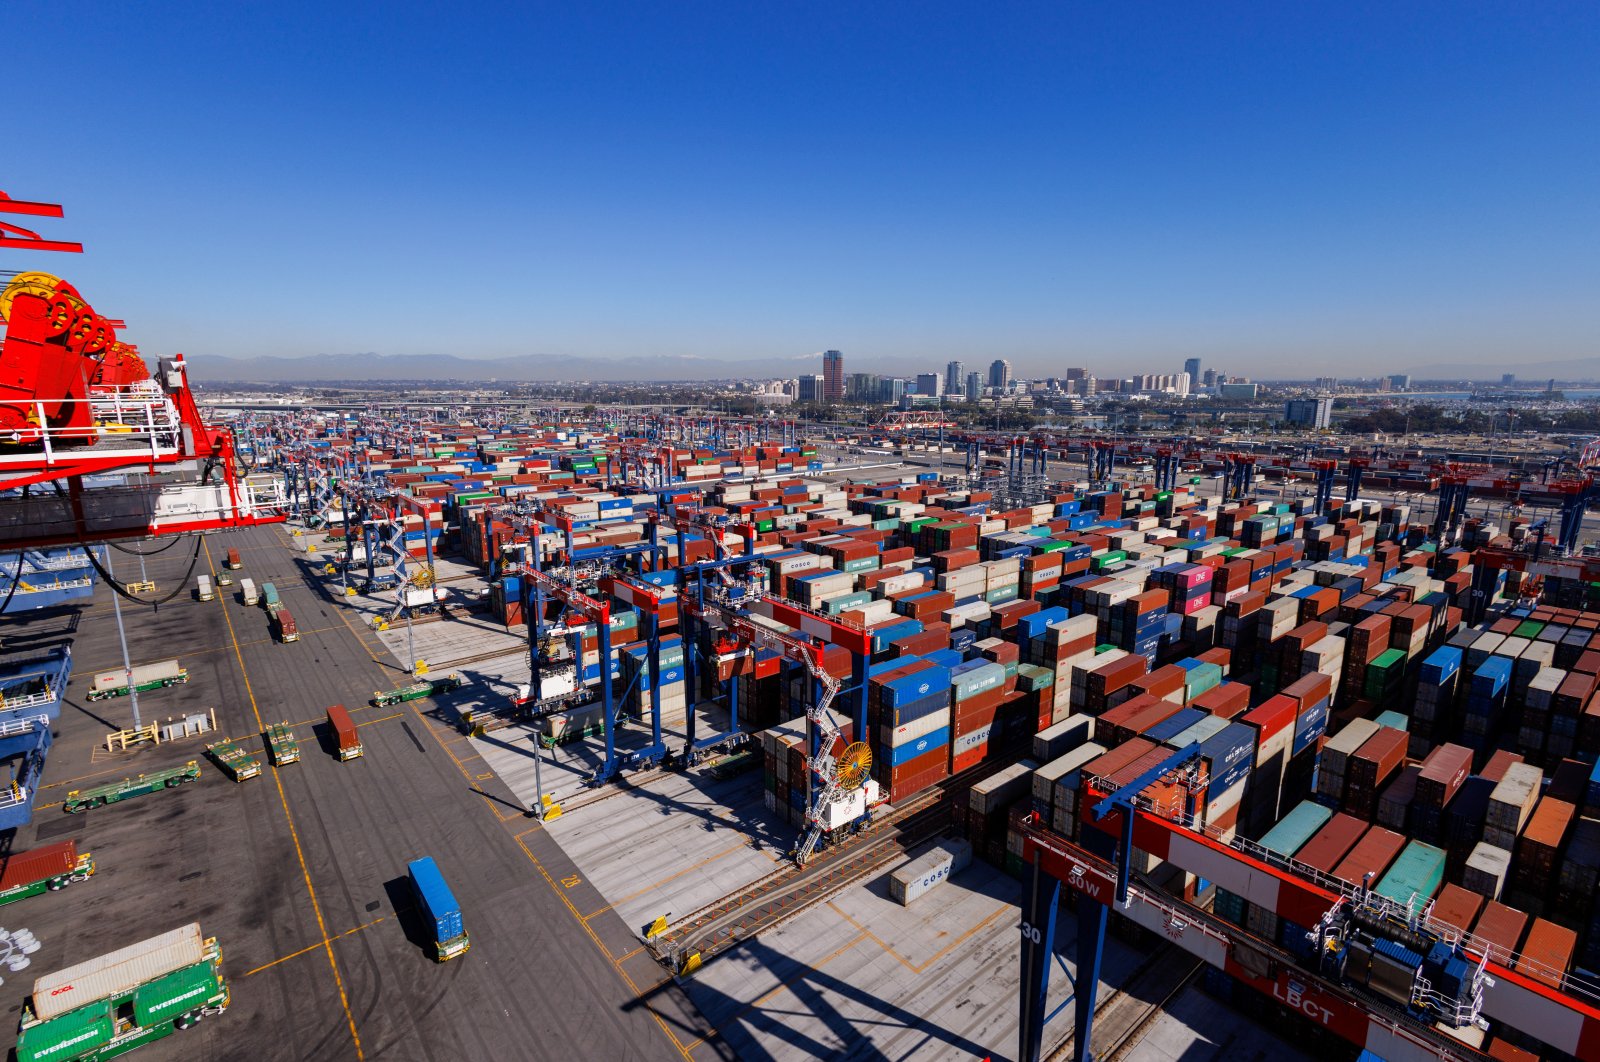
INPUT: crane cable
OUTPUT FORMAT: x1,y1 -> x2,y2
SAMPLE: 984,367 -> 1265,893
53,482 -> 204,607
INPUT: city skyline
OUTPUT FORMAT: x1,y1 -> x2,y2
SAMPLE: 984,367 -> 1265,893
6,4 -> 1597,378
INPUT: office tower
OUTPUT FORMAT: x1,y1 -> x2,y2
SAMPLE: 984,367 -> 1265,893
945,361 -> 963,395
988,359 -> 1011,390
965,372 -> 982,402
1284,397 -> 1333,429
822,349 -> 845,401
915,372 -> 943,397
1184,358 -> 1201,385
797,374 -> 825,402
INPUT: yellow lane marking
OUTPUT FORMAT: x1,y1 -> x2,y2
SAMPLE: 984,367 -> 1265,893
207,540 -> 366,1060
244,917 -> 388,977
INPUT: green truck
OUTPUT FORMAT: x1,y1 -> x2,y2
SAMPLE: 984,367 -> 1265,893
85,660 -> 188,702
264,722 -> 300,766
0,841 -> 95,907
205,739 -> 261,782
16,923 -> 228,1062
371,673 -> 463,707
63,762 -> 202,814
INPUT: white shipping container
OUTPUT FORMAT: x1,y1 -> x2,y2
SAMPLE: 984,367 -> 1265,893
91,659 -> 185,692
1461,843 -> 1511,901
881,708 -> 951,748
889,838 -> 974,905
32,923 -> 207,1020
1485,763 -> 1542,833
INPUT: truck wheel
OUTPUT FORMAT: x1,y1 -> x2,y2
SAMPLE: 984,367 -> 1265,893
46,880 -> 63,891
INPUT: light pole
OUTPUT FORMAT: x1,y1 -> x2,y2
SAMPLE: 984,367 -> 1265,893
105,550 -> 141,730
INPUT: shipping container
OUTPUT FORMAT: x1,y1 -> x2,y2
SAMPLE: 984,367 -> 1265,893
327,704 -> 362,760
0,842 -> 96,906
275,608 -> 299,643
408,856 -> 470,960
889,838 -> 973,905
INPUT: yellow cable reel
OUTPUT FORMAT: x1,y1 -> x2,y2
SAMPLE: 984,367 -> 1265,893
836,741 -> 872,790
0,272 -> 64,321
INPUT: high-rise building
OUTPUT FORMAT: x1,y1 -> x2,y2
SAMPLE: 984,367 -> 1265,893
1284,397 -> 1333,429
1388,374 -> 1410,391
881,377 -> 907,404
988,359 -> 1011,390
822,349 -> 845,402
1502,373 -> 1516,386
945,360 -> 964,396
915,372 -> 943,398
797,374 -> 825,402
1184,358 -> 1202,385
1202,369 -> 1218,387
965,372 -> 982,402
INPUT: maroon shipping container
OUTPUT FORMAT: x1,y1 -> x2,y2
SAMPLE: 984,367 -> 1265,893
1280,671 -> 1332,711
1190,682 -> 1250,720
326,703 -> 360,756
1471,902 -> 1530,966
1294,815 -> 1367,875
1515,918 -> 1577,990
878,745 -> 947,790
888,761 -> 949,804
1414,744 -> 1472,807
0,841 -> 80,891
1429,883 -> 1484,938
1082,737 -> 1158,787
1332,825 -> 1406,889
1515,797 -> 1577,889
1480,749 -> 1524,784
1102,694 -> 1184,747
276,608 -> 299,642
1483,1037 -> 1540,1062
1343,727 -> 1408,818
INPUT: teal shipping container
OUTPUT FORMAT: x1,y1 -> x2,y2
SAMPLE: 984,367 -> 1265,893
1258,800 -> 1333,859
1374,841 -> 1446,906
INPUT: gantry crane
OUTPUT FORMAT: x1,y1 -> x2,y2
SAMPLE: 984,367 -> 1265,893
0,191 -> 285,548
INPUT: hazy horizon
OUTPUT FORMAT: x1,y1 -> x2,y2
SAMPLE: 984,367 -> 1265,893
7,4 -> 1597,378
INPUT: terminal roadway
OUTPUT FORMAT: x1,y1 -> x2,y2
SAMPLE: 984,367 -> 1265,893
0,523 -> 708,1062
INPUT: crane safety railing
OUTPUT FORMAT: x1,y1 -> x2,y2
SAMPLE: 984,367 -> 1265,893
1080,774 -> 1600,1004
0,685 -> 65,713
0,389 -> 186,467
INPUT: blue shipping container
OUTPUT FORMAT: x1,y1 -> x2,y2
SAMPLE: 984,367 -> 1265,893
887,726 -> 950,766
1292,700 -> 1329,756
408,857 -> 465,942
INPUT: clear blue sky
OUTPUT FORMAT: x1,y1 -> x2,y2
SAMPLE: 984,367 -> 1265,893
5,3 -> 1597,378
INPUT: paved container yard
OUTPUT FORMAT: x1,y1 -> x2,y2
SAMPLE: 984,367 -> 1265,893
0,518 -> 1331,1061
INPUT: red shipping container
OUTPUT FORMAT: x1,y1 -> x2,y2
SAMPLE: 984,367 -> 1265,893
1332,825 -> 1405,889
1514,918 -> 1576,990
1189,682 -> 1249,720
1476,749 -> 1522,784
0,842 -> 81,891
876,745 -> 947,789
1294,815 -> 1367,875
1279,671 -> 1333,711
1414,744 -> 1472,807
1429,883 -> 1484,938
1471,902 -> 1529,966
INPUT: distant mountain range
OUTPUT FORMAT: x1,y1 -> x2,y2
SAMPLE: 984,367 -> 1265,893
1401,355 -> 1600,383
184,351 -> 752,383
183,349 -> 1600,385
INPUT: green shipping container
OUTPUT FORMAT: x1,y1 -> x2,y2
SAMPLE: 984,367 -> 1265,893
1374,841 -> 1446,906
1513,620 -> 1545,639
1016,664 -> 1055,692
823,592 -> 872,615
755,519 -> 776,532
984,584 -> 1019,605
1369,648 -> 1407,671
16,1005 -> 114,1062
133,962 -> 221,1026
1258,800 -> 1333,858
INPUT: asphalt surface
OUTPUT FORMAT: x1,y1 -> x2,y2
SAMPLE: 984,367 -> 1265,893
0,523 -> 709,1061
